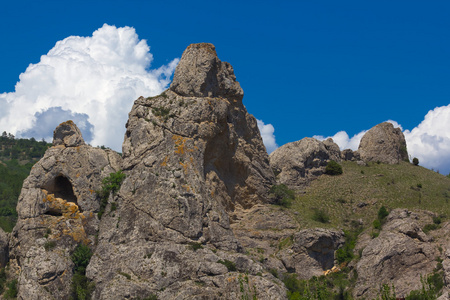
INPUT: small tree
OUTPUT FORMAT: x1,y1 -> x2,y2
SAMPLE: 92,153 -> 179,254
412,157 -> 419,166
325,160 -> 343,175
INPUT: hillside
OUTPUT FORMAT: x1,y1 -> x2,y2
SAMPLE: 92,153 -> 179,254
292,161 -> 450,230
0,134 -> 51,231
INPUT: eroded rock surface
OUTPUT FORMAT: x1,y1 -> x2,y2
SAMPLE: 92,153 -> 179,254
269,137 -> 341,188
86,43 -> 282,299
9,121 -> 121,299
358,122 -> 408,164
355,209 -> 439,299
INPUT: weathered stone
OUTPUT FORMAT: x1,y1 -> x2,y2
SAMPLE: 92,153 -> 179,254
269,137 -> 341,188
9,121 -> 121,299
170,43 -> 244,99
355,209 -> 438,299
52,120 -> 85,147
358,122 -> 408,164
85,43 -> 279,299
279,228 -> 344,279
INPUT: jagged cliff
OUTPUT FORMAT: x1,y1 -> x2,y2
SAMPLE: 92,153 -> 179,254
1,43 -> 449,300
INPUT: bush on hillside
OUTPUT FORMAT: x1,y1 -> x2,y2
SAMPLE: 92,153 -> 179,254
269,184 -> 295,207
412,157 -> 419,166
325,160 -> 343,176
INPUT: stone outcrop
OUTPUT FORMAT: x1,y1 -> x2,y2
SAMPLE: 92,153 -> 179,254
358,122 -> 408,164
269,137 -> 341,188
355,209 -> 438,299
8,121 -> 121,299
279,228 -> 344,279
82,43 -> 280,299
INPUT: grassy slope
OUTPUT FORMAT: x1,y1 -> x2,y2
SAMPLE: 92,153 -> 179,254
291,161 -> 450,230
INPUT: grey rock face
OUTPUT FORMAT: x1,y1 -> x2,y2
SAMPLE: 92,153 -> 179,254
9,121 -> 121,299
355,209 -> 438,299
87,43 -> 280,299
269,137 -> 341,188
358,122 -> 408,164
279,228 -> 344,279
170,43 -> 244,99
52,120 -> 85,147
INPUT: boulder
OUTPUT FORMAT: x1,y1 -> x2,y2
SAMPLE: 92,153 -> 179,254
52,120 -> 85,147
269,137 -> 341,188
358,122 -> 408,164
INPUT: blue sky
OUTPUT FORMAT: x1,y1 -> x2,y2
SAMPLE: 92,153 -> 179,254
1,1 -> 450,173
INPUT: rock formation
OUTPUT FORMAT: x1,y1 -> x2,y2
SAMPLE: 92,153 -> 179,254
358,122 -> 408,164
355,209 -> 439,299
269,137 -> 341,188
87,42 -> 281,299
8,120 -> 121,299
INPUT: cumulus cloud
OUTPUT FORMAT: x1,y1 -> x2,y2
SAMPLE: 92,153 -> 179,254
314,130 -> 366,151
403,105 -> 450,174
0,24 -> 179,150
256,119 -> 278,154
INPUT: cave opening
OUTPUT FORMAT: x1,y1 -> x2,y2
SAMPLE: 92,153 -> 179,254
43,175 -> 78,204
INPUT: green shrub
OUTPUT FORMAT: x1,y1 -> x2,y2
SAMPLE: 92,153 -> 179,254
217,259 -> 236,272
433,216 -> 442,225
44,240 -> 56,251
4,279 -> 18,298
325,160 -> 343,176
423,223 -> 439,233
189,242 -> 203,251
269,184 -> 295,207
412,157 -> 419,166
97,170 -> 126,219
373,219 -> 381,230
312,208 -> 330,223
71,243 -> 94,299
377,206 -> 389,221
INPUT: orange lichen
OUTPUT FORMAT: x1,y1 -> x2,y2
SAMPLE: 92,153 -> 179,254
160,156 -> 169,167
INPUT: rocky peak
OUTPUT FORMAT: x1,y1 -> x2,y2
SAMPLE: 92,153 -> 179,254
358,122 -> 408,164
52,120 -> 85,147
170,43 -> 244,99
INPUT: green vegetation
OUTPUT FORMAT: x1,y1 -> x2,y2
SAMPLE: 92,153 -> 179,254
325,160 -> 343,176
0,268 -> 6,294
335,228 -> 362,264
189,242 -> 203,251
291,161 -> 450,230
0,134 -> 51,232
96,170 -> 126,219
270,184 -> 295,207
282,273 -> 353,300
44,240 -> 57,251
312,208 -> 330,223
3,279 -> 18,299
413,157 -> 419,166
71,243 -> 95,300
217,259 -> 236,272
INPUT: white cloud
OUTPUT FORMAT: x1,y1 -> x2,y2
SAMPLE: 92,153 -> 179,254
403,104 -> 450,174
0,24 -> 178,150
256,119 -> 278,154
314,130 -> 366,151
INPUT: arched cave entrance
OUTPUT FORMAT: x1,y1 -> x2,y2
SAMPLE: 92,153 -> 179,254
43,175 -> 78,204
